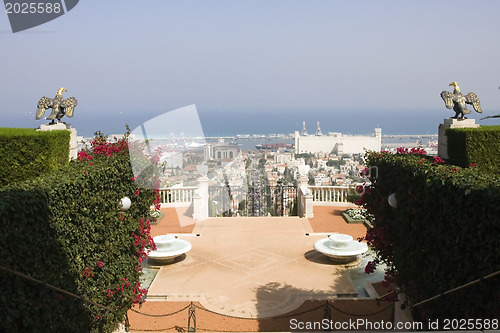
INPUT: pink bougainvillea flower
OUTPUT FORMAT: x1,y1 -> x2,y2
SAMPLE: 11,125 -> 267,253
81,267 -> 93,278
77,151 -> 94,161
355,185 -> 364,194
364,261 -> 376,274
433,156 -> 445,164
409,147 -> 426,155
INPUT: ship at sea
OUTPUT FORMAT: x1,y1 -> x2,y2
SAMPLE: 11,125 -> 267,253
255,143 -> 294,150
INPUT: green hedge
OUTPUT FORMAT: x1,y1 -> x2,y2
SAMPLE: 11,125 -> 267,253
0,127 -> 70,186
0,138 -> 157,332
360,151 -> 500,324
446,125 -> 500,174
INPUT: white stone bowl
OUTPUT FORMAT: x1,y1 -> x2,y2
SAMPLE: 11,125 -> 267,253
148,235 -> 192,264
314,234 -> 368,264
328,234 -> 353,248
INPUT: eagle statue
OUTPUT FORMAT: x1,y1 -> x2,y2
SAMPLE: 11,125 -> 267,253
36,87 -> 78,124
440,82 -> 481,119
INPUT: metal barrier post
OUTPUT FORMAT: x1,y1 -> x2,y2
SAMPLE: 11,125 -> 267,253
323,301 -> 332,331
124,312 -> 130,332
187,301 -> 196,332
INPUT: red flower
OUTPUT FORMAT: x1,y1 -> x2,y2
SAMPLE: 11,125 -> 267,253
469,163 -> 476,167
134,189 -> 141,196
433,156 -> 445,164
365,261 -> 376,274
451,168 -> 458,171
409,147 -> 426,155
97,260 -> 103,268
77,151 -> 94,161
355,185 -> 364,194
81,267 -> 93,278
396,147 -> 408,155
360,167 -> 370,177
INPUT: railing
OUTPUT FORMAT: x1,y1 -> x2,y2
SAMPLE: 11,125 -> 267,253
158,187 -> 197,207
308,185 -> 355,205
157,184 -> 356,217
208,185 -> 298,217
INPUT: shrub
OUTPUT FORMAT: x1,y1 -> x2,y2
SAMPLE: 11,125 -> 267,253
446,125 -> 500,174
0,127 -> 70,186
0,132 -> 162,332
356,149 -> 500,324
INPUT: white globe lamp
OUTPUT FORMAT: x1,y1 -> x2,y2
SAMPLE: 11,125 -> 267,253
120,197 -> 132,211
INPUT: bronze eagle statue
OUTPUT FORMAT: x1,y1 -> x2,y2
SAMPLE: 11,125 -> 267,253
440,82 -> 481,119
36,87 -> 78,124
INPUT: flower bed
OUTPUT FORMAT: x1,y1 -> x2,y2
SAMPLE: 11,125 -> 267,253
342,208 -> 370,224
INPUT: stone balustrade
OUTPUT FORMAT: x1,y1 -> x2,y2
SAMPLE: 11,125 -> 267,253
158,186 -> 197,208
157,183 -> 356,219
308,185 -> 355,205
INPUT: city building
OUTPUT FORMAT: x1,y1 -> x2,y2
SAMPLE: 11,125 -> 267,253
294,123 -> 382,155
205,141 -> 241,161
160,151 -> 183,169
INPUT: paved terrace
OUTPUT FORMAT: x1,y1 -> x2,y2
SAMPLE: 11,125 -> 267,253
126,207 -> 394,332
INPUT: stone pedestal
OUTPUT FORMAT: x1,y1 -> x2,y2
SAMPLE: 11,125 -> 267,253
37,123 -> 78,160
192,176 -> 209,220
297,176 -> 314,218
438,118 -> 479,159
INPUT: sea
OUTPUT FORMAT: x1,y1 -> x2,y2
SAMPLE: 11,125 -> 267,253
6,107 -> 497,147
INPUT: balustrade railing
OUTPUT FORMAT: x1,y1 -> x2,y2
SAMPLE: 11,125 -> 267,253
156,185 -> 355,216
308,186 -> 354,205
158,187 -> 197,207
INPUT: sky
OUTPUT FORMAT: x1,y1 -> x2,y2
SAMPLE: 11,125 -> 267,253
1,0 -> 500,136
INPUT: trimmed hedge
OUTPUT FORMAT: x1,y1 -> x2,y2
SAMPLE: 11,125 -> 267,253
358,151 -> 500,325
0,127 -> 70,186
446,125 -> 500,174
0,136 -> 158,332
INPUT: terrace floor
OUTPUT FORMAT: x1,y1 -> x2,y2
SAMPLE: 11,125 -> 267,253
125,206 -> 393,332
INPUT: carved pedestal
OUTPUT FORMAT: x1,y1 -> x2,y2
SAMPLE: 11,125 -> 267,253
438,118 -> 479,159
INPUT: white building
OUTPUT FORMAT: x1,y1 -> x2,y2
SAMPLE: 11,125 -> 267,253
274,152 -> 295,164
294,126 -> 382,155
160,152 -> 183,169
205,142 -> 241,161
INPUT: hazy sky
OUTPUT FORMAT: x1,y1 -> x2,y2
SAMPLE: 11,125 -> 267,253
1,1 -> 499,135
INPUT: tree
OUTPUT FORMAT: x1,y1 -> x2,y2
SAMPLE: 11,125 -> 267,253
308,171 -> 315,185
326,159 -> 337,167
